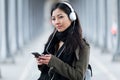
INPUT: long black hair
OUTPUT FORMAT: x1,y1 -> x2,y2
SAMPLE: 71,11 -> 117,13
48,2 -> 84,54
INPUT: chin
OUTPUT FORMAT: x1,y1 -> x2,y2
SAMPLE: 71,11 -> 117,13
57,29 -> 61,32
58,30 -> 64,32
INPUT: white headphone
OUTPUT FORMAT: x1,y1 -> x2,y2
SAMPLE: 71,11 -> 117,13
61,2 -> 76,21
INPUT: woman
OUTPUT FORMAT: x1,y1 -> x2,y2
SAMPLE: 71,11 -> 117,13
36,1 -> 90,80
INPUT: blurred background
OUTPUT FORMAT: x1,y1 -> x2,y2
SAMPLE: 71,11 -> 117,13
0,0 -> 120,80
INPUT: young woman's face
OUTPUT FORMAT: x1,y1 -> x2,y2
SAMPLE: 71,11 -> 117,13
51,8 -> 72,32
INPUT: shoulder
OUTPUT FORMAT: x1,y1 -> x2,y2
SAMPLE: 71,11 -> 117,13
75,38 -> 90,60
78,38 -> 90,52
82,38 -> 90,48
81,38 -> 90,55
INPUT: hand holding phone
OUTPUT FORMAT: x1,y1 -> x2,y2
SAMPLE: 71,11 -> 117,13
32,52 -> 41,58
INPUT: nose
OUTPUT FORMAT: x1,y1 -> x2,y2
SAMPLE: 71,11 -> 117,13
55,18 -> 60,25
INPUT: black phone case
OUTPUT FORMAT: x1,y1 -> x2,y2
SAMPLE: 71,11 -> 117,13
32,52 -> 41,58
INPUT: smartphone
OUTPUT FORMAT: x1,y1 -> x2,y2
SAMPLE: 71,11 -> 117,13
32,52 -> 41,58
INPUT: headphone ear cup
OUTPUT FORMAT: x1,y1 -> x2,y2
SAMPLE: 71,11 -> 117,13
61,2 -> 76,21
69,12 -> 76,21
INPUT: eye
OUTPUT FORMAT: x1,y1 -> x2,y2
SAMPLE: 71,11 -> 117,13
59,15 -> 64,19
51,17 -> 55,21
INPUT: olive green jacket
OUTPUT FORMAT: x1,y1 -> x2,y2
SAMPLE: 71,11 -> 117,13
48,40 -> 90,80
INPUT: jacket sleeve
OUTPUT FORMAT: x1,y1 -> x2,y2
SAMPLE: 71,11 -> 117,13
48,44 -> 90,80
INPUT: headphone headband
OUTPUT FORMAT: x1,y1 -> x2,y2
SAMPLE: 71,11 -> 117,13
61,2 -> 74,12
61,2 -> 76,21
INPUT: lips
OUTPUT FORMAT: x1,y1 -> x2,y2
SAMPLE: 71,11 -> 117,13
57,27 -> 62,29
57,26 -> 62,29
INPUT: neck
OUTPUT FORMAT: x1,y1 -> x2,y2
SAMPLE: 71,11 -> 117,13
55,24 -> 73,42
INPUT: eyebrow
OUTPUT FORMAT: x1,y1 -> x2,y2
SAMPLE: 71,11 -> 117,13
52,14 -> 63,17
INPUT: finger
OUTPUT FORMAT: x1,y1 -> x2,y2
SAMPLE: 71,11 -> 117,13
40,57 -> 51,61
40,59 -> 49,65
37,60 -> 43,65
44,54 -> 51,57
36,57 -> 41,61
38,62 -> 43,65
40,54 -> 51,60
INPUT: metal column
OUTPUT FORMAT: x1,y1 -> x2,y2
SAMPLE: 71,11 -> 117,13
102,0 -> 108,52
112,0 -> 120,61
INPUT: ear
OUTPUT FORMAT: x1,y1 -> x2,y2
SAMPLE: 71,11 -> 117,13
49,19 -> 52,24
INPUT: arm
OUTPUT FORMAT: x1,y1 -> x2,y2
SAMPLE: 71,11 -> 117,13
48,45 -> 90,80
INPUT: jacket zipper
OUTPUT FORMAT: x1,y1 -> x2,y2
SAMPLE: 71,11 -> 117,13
51,73 -> 55,80
50,43 -> 65,80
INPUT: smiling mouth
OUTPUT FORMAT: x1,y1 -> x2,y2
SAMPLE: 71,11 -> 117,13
57,26 -> 62,29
